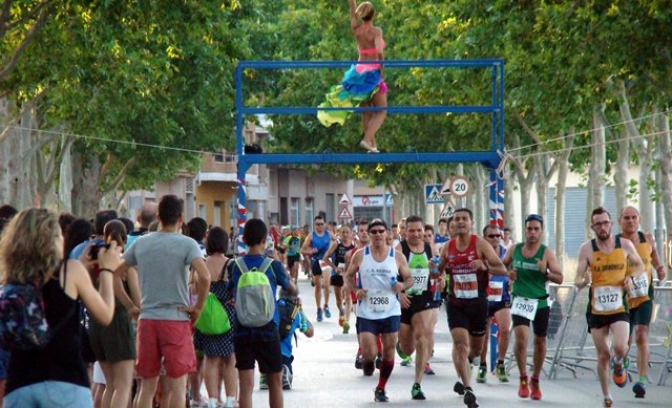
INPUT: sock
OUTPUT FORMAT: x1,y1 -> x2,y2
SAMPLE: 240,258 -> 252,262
376,336 -> 383,353
604,393 -> 613,400
638,375 -> 646,382
520,374 -> 528,381
497,359 -> 504,366
531,375 -> 539,383
480,362 -> 487,367
468,356 -> 474,365
357,347 -> 362,355
377,360 -> 394,390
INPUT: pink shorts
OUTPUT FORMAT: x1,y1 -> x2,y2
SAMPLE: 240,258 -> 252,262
136,319 -> 196,378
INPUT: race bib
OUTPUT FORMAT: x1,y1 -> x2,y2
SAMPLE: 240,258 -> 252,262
511,297 -> 539,320
409,268 -> 430,294
487,281 -> 504,302
627,274 -> 648,299
593,285 -> 622,313
453,273 -> 478,299
367,290 -> 395,314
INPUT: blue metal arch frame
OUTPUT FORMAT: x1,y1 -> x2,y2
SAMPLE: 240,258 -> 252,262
234,59 -> 505,243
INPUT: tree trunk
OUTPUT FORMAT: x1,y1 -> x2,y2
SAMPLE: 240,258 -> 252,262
503,160 -> 515,232
588,107 -> 606,237
555,131 -> 575,269
71,151 -> 103,219
510,135 -> 535,237
613,127 -> 630,212
534,153 -> 558,244
657,112 -> 672,254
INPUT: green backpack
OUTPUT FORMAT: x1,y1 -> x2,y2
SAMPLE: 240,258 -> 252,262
194,293 -> 231,335
234,257 -> 276,327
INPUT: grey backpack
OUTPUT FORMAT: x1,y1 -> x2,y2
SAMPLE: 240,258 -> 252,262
234,257 -> 276,327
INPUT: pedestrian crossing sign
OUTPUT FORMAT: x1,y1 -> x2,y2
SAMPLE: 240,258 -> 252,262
424,184 -> 444,205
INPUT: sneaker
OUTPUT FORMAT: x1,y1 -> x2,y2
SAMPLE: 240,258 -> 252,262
259,374 -> 268,390
495,363 -> 509,382
343,321 -> 350,334
374,388 -> 389,402
530,378 -> 542,400
633,381 -> 646,398
223,397 -> 236,408
375,353 -> 382,369
400,356 -> 413,366
518,377 -> 530,398
603,397 -> 613,408
463,388 -> 479,408
424,362 -> 435,375
324,305 -> 332,318
207,398 -> 218,408
363,361 -> 375,376
190,398 -> 208,408
411,382 -> 426,400
476,365 -> 487,383
454,381 -> 466,396
612,361 -> 627,388
317,308 -> 323,322
355,353 -> 364,369
282,364 -> 292,390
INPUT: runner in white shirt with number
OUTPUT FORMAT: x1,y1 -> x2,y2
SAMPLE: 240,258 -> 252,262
346,218 -> 413,403
502,214 -> 563,401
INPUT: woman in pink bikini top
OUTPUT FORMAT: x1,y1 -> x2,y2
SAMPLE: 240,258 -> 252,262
349,0 -> 387,153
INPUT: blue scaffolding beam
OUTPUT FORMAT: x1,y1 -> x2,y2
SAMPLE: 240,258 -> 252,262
235,59 -> 505,241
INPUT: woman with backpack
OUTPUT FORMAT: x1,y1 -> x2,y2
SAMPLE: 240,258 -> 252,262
193,226 -> 237,408
0,208 -> 119,407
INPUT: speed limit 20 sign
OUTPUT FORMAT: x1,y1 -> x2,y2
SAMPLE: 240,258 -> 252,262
440,176 -> 471,198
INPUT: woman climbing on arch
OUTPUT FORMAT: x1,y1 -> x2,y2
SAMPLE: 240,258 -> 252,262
318,1 -> 387,153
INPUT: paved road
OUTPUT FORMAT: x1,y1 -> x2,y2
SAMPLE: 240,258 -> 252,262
247,278 -> 669,407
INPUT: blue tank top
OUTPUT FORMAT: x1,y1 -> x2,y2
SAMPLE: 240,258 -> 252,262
311,231 -> 331,260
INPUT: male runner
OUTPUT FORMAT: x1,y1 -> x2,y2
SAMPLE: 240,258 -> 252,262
346,219 -> 413,402
502,214 -> 563,400
283,226 -> 302,283
617,206 -> 667,399
438,208 -> 507,408
477,224 -> 511,384
435,217 -> 450,251
396,216 -> 441,400
575,207 -> 644,408
301,215 -> 335,321
324,223 -> 356,329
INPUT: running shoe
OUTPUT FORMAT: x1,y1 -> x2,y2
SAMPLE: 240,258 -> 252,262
495,362 -> 509,382
612,361 -> 627,388
343,320 -> 350,334
476,364 -> 487,383
463,388 -> 479,408
454,381 -> 465,396
259,374 -> 268,390
317,308 -> 323,322
363,361 -> 375,376
411,382 -> 426,400
375,353 -> 382,369
374,388 -> 389,402
633,381 -> 646,398
355,353 -> 364,369
424,362 -> 435,375
324,305 -> 332,318
603,397 -> 613,408
530,378 -> 542,400
518,377 -> 529,398
282,364 -> 292,390
400,356 -> 413,367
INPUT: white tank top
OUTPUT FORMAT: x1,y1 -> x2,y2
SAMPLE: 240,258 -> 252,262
356,246 -> 401,320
